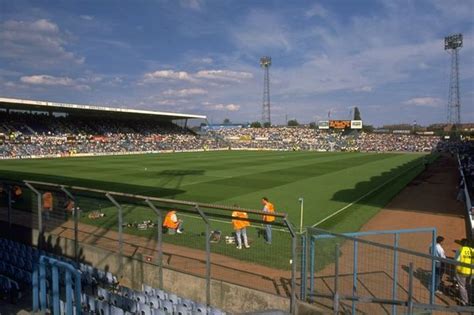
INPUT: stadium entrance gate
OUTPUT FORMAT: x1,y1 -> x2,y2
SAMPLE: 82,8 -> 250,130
299,227 -> 474,314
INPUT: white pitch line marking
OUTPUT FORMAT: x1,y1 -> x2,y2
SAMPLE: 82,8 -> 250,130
312,162 -> 421,228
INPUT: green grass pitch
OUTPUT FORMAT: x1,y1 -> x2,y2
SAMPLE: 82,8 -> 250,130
0,151 -> 434,269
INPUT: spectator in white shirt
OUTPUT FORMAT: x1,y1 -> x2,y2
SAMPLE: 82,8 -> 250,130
430,236 -> 446,294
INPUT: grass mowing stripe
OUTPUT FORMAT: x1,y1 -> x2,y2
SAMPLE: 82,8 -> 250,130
312,156 -> 429,228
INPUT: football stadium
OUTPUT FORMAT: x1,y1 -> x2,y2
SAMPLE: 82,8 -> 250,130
1,2 -> 474,315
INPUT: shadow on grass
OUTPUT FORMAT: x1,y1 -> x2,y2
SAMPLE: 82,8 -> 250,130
330,154 -> 439,213
0,169 -> 186,198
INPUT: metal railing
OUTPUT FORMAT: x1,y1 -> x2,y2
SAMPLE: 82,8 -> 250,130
32,255 -> 82,315
0,178 -> 298,313
458,154 -> 474,239
303,227 -> 474,314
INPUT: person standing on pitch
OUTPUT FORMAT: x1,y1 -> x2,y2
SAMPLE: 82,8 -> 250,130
232,207 -> 250,249
261,197 -> 275,244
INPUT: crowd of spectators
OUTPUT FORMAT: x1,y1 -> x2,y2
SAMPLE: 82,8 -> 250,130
212,127 -> 440,152
0,112 -> 207,158
0,112 -> 444,158
458,141 -> 474,200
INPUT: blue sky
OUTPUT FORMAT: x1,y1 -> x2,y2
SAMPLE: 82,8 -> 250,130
0,0 -> 473,126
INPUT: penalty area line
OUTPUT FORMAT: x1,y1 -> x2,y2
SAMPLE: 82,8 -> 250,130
311,162 -> 422,228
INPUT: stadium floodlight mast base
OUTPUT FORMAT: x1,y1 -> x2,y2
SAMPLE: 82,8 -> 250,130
260,56 -> 272,126
444,33 -> 463,127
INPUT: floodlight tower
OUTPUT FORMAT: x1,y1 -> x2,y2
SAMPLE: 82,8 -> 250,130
444,34 -> 463,126
260,56 -> 272,126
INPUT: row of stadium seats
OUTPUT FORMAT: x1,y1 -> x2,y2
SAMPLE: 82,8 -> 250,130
0,237 -> 226,314
79,284 -> 225,315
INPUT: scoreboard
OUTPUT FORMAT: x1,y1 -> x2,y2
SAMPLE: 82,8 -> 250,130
329,120 -> 351,129
319,120 -> 363,130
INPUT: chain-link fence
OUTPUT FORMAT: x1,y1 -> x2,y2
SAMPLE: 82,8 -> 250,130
303,227 -> 474,314
0,179 -> 298,312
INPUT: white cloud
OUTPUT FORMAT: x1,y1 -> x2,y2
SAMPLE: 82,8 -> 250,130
305,4 -> 328,19
162,88 -> 208,97
0,19 -> 84,68
195,70 -> 253,82
21,75 -> 73,86
20,75 -> 90,90
142,69 -> 253,84
205,103 -> 241,111
231,10 -> 291,53
80,15 -> 94,21
354,86 -> 373,92
143,70 -> 195,83
403,97 -> 443,107
179,0 -> 203,11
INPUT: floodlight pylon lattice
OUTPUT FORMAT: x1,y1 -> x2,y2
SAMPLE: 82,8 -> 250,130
444,34 -> 463,126
260,56 -> 271,126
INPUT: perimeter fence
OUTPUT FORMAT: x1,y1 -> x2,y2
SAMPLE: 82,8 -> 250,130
300,227 -> 474,314
0,179 -> 298,313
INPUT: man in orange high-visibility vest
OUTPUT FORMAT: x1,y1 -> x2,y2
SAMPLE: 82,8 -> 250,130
163,210 -> 183,234
261,197 -> 275,244
232,210 -> 250,249
42,192 -> 53,221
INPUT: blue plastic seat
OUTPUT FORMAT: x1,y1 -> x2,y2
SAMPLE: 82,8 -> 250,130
121,297 -> 138,313
134,292 -> 147,304
97,300 -> 110,315
142,284 -> 154,295
167,293 -> 180,305
155,289 -> 167,300
148,296 -> 160,309
98,287 -> 109,301
138,303 -> 152,315
110,293 -> 123,308
181,299 -> 194,310
193,304 -> 208,314
176,304 -> 192,315
110,305 -> 125,315
161,300 -> 174,314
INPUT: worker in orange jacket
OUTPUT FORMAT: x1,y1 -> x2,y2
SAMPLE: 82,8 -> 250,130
163,210 -> 183,234
232,210 -> 250,249
261,197 -> 275,244
42,192 -> 53,221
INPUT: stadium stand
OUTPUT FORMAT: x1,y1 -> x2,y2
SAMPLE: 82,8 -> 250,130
1,111 -> 442,158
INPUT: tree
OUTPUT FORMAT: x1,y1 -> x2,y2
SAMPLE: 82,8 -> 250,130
309,122 -> 316,129
263,122 -> 271,128
250,121 -> 262,128
353,107 -> 361,120
287,119 -> 299,127
223,118 -> 230,124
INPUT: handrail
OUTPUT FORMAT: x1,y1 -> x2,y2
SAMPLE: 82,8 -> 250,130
23,179 -> 288,218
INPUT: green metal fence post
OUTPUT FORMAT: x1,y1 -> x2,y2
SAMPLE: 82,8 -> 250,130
24,182 -> 43,247
106,193 -> 124,276
195,205 -> 211,307
60,186 -> 78,263
145,199 -> 164,290
334,243 -> 340,315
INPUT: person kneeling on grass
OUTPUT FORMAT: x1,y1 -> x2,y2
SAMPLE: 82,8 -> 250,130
232,208 -> 250,249
163,210 -> 183,234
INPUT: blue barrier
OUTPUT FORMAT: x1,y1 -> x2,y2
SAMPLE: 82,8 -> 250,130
303,227 -> 436,314
457,154 -> 473,239
32,255 -> 82,315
